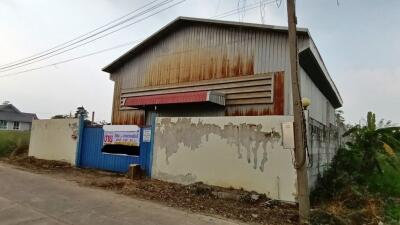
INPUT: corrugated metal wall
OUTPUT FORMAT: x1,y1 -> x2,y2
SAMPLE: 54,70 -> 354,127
110,23 -> 310,125
300,67 -> 335,125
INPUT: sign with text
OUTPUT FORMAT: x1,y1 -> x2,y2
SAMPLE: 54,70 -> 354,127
103,125 -> 140,146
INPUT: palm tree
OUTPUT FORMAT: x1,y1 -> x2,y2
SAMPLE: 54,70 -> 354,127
343,112 -> 400,174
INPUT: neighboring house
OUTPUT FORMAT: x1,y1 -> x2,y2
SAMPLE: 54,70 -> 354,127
0,104 -> 38,131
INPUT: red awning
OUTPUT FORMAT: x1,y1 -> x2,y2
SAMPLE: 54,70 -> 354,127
123,91 -> 225,108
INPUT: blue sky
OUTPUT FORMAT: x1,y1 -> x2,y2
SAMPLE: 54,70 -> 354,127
0,0 -> 399,124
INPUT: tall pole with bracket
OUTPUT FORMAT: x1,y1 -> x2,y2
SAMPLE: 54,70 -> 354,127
286,0 -> 310,223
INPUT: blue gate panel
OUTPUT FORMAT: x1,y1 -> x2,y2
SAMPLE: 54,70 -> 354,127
139,127 -> 153,176
80,127 -> 141,173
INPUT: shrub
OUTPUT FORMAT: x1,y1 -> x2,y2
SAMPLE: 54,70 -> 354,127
0,131 -> 30,157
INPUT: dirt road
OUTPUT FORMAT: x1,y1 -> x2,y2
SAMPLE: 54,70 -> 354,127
0,163 -> 244,225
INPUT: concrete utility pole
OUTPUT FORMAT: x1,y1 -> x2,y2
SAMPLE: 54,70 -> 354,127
286,0 -> 310,223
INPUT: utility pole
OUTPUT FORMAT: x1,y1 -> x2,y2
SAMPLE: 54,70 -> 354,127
286,0 -> 310,223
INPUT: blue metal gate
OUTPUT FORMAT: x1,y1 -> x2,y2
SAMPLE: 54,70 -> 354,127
76,126 -> 152,174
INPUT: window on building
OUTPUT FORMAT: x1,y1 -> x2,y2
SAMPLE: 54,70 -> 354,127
13,121 -> 20,130
0,120 -> 6,129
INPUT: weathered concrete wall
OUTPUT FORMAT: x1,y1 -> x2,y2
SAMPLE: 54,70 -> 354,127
307,116 -> 341,189
28,119 -> 80,165
152,116 -> 297,202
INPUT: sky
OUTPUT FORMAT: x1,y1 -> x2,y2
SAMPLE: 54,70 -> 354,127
0,0 -> 399,124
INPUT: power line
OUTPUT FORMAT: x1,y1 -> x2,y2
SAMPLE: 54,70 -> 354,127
212,0 -> 277,19
0,0 -> 178,72
0,0 -> 185,73
0,41 -> 141,78
1,0 -> 278,79
0,0 -> 160,69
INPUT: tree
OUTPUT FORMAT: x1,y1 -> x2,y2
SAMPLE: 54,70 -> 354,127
51,114 -> 68,119
343,112 -> 400,174
335,110 -> 345,127
74,106 -> 88,119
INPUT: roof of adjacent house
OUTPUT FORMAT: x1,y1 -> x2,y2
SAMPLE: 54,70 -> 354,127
102,16 -> 342,108
0,104 -> 38,123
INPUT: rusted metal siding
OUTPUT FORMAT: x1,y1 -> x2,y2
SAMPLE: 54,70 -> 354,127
272,72 -> 284,115
121,73 -> 274,108
111,76 -> 144,125
110,23 -> 310,124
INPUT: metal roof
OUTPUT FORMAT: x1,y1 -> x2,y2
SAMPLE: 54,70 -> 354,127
102,16 -> 309,73
299,48 -> 343,107
102,16 -> 342,108
0,104 -> 38,122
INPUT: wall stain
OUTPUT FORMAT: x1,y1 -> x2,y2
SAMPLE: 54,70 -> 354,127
155,171 -> 197,184
155,118 -> 281,172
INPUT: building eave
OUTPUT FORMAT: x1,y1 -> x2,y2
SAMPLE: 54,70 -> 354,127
299,48 -> 343,108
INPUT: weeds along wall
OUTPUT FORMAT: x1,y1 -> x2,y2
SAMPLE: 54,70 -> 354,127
28,118 -> 80,165
152,116 -> 297,202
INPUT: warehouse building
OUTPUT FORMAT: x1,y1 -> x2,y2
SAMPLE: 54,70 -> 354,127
101,17 -> 343,196
103,17 -> 342,127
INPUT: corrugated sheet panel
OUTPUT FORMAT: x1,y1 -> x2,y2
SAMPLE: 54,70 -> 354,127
123,91 -> 225,107
110,23 -> 311,124
121,73 -> 273,105
111,76 -> 144,125
79,127 -> 140,173
300,67 -> 335,125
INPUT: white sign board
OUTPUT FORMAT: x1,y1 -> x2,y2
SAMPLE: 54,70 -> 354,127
143,129 -> 151,142
103,125 -> 140,146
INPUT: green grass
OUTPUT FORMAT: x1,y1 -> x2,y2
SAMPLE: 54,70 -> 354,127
384,200 -> 400,225
366,155 -> 400,223
0,130 -> 30,157
366,154 -> 400,196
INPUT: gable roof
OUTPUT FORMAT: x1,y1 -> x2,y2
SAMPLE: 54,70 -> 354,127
0,104 -> 38,122
102,17 -> 309,73
102,16 -> 342,108
0,104 -> 21,113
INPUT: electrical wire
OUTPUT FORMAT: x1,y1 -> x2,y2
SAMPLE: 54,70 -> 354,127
0,0 -> 177,72
259,0 -> 266,24
0,41 -> 141,78
212,0 -> 278,19
0,0 -> 185,73
0,29 -> 262,79
0,0 -> 160,69
1,0 -> 280,79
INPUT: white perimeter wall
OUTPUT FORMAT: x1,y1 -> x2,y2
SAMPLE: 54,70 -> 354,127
152,116 -> 297,202
28,118 -> 80,165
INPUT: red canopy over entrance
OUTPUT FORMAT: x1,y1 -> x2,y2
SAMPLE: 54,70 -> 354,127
123,91 -> 225,108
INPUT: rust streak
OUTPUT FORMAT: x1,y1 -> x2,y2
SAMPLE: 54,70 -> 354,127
273,71 -> 284,115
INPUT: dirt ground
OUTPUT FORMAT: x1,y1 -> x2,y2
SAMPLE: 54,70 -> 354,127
1,156 -> 299,225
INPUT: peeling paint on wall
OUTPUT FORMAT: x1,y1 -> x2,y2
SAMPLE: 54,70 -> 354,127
152,116 -> 297,202
69,122 -> 79,140
156,118 -> 282,172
